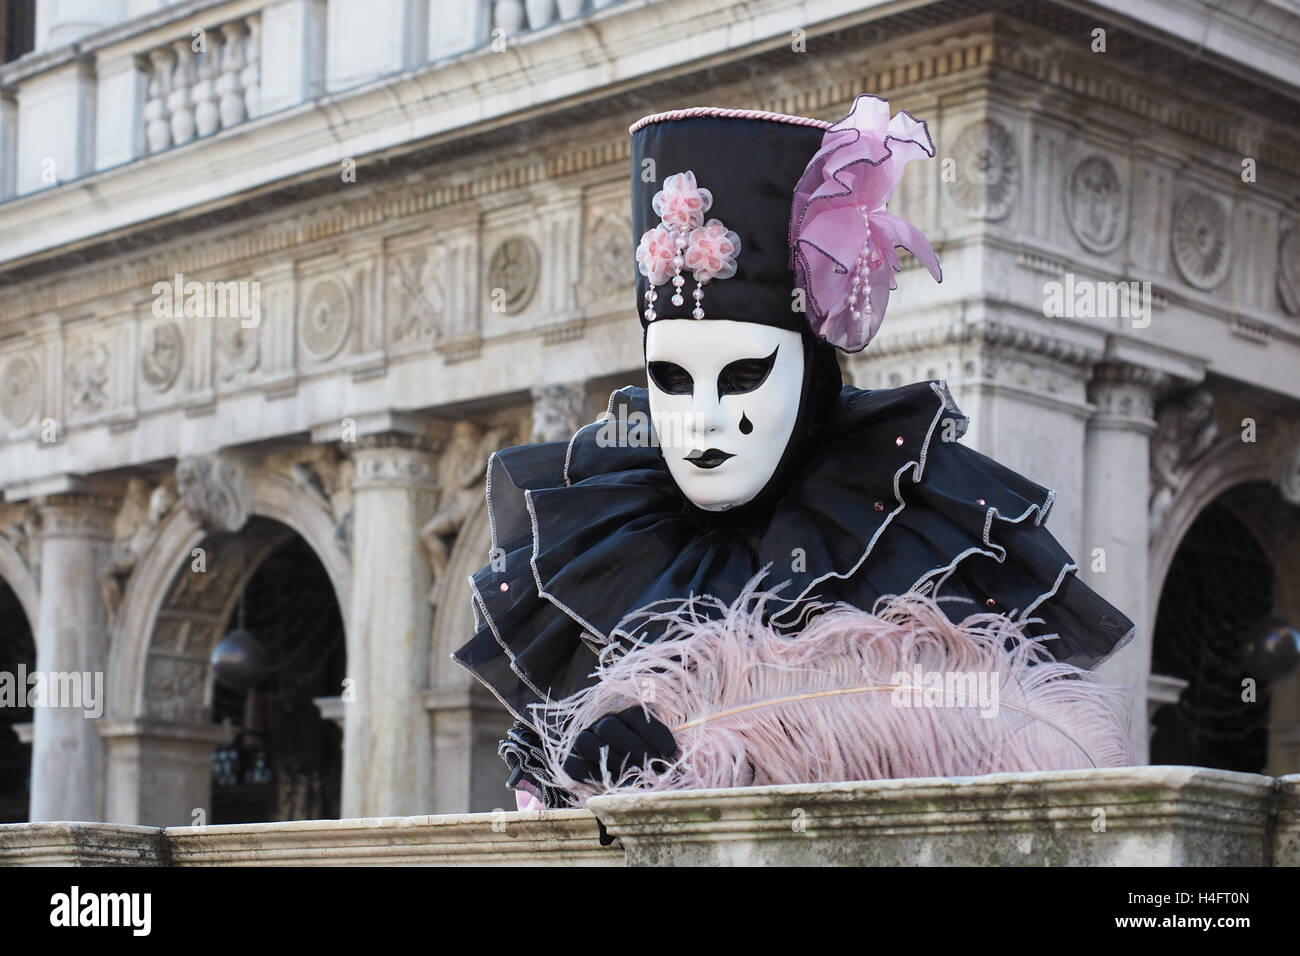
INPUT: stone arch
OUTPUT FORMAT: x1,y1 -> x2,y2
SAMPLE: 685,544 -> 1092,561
1149,438 -> 1282,614
0,535 -> 38,631
108,466 -> 351,723
1147,421 -> 1300,775
103,466 -> 352,824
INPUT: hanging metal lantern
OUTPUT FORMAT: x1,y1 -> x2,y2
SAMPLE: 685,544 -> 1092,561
1240,615 -> 1300,684
211,627 -> 270,693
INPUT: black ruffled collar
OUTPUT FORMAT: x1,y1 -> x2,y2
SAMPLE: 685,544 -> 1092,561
454,380 -> 1135,723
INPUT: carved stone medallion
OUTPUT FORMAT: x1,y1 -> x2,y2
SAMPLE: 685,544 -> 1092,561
1278,229 -> 1300,316
0,354 -> 39,426
486,236 -> 540,314
1171,190 -> 1231,291
141,321 -> 184,392
947,119 -> 1019,221
1066,155 -> 1126,254
301,276 -> 353,360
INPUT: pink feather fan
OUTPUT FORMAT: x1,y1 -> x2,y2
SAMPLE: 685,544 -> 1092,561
534,578 -> 1132,805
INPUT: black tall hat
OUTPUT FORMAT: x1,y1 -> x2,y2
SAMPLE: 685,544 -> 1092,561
629,108 -> 831,333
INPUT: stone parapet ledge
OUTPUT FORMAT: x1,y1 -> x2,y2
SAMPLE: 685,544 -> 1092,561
163,810 -> 617,866
0,822 -> 167,866
586,767 -> 1281,867
0,767 -> 1291,866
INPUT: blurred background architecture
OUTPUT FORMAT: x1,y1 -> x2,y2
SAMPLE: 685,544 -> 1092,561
1,0 -> 1299,827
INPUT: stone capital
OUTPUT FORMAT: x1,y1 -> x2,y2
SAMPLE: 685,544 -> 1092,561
1086,362 -> 1165,434
34,491 -> 118,541
350,434 -> 437,490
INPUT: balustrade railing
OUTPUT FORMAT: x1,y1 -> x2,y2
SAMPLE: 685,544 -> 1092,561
0,0 -> 630,200
142,15 -> 262,154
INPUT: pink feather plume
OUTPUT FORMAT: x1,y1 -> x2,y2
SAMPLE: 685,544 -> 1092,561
534,578 -> 1132,805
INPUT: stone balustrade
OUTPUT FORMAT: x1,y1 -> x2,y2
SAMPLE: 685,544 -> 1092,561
0,0 -> 631,199
141,14 -> 262,155
1,767 -> 1297,866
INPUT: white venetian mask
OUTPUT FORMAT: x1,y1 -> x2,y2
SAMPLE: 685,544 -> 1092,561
645,319 -> 805,512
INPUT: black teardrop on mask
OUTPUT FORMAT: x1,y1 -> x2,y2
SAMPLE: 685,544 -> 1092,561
739,412 -> 753,435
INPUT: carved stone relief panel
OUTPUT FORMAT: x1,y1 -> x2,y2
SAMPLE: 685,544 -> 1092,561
1066,154 -> 1128,255
485,236 -> 540,315
214,317 -> 260,383
139,320 -> 184,393
582,210 -> 632,304
387,242 -> 446,351
64,338 -> 112,421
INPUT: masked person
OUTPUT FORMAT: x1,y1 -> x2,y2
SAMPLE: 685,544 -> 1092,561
453,96 -> 1136,809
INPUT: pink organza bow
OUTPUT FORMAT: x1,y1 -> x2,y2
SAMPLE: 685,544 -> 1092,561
789,95 -> 943,352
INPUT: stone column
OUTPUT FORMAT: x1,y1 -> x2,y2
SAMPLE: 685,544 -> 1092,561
28,492 -> 116,822
342,430 -> 438,817
1082,363 -> 1162,764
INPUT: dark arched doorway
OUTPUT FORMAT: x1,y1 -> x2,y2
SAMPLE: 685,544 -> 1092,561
0,578 -> 35,822
210,526 -> 345,823
1149,489 -> 1281,772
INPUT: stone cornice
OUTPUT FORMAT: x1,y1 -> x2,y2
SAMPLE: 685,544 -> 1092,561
866,317 -> 1105,369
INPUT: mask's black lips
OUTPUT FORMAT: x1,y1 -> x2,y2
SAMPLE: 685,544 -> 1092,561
685,448 -> 735,469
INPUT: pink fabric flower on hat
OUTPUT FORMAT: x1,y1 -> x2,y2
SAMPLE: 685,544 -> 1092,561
636,224 -> 678,286
789,94 -> 943,352
636,169 -> 742,320
653,170 -> 712,231
685,219 -> 741,283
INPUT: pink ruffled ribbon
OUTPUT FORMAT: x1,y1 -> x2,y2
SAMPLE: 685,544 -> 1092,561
789,95 -> 942,352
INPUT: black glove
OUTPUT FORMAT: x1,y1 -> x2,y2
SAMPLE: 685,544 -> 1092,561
562,705 -> 678,783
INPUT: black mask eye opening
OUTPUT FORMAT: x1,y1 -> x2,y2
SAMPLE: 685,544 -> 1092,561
717,346 -> 778,399
648,360 -> 694,395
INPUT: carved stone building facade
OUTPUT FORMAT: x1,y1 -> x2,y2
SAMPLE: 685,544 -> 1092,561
1,0 -> 1299,825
